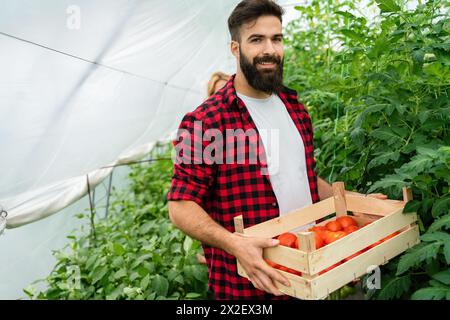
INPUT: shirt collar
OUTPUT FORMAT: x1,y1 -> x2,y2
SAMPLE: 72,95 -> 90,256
222,74 -> 298,108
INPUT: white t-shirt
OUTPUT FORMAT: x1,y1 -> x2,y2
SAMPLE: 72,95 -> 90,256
237,92 -> 313,226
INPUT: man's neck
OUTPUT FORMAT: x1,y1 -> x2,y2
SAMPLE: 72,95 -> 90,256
234,72 -> 271,99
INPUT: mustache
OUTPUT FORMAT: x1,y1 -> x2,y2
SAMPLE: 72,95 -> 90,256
253,55 -> 281,65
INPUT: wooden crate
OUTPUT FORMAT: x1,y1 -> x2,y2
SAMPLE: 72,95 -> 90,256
233,182 -> 420,300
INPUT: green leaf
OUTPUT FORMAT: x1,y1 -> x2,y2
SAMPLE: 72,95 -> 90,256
377,275 -> 411,300
376,0 -> 401,13
185,292 -> 202,299
431,197 -> 450,218
368,151 -> 400,170
113,243 -> 125,256
445,239 -> 450,264
370,127 -> 404,146
368,173 -> 406,193
420,231 -> 450,242
429,214 -> 450,232
403,200 -> 421,214
411,287 -> 450,300
432,270 -> 450,285
151,275 -> 169,297
399,154 -> 435,176
183,236 -> 193,253
91,266 -> 109,285
396,242 -> 441,275
140,274 -> 150,290
340,29 -> 365,43
113,268 -> 127,280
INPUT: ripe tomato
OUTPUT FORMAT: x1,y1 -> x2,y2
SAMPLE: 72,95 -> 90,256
278,232 -> 297,248
323,231 -> 348,245
336,216 -> 357,229
318,262 -> 342,275
309,225 -> 327,239
314,232 -> 325,249
344,225 -> 360,233
325,220 -> 343,232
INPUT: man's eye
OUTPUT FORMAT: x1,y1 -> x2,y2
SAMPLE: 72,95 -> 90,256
251,38 -> 261,43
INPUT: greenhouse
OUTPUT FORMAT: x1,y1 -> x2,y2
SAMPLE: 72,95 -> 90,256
0,0 -> 449,301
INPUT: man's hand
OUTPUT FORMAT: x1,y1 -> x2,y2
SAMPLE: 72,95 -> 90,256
228,233 -> 291,296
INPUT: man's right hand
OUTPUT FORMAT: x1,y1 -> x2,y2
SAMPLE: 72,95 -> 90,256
228,233 -> 291,296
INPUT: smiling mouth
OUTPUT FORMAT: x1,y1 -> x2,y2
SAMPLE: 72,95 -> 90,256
257,62 -> 277,69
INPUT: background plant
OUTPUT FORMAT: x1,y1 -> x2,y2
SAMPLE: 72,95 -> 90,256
284,0 -> 450,299
25,145 -> 208,300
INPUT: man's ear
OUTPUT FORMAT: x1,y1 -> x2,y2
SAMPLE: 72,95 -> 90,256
230,40 -> 240,59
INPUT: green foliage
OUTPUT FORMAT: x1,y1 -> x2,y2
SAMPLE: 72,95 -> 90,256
24,145 -> 208,300
284,0 -> 450,300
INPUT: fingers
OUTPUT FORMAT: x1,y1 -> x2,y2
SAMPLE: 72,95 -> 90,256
248,268 -> 287,296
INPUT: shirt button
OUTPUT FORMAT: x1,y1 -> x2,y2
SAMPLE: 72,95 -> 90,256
272,202 -> 277,207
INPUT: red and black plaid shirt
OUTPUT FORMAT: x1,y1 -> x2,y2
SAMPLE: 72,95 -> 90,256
167,75 -> 319,300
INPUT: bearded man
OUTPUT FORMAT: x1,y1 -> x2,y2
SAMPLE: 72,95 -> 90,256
167,0 -> 386,300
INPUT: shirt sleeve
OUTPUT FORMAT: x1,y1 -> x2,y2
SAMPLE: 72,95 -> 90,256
167,111 -> 217,208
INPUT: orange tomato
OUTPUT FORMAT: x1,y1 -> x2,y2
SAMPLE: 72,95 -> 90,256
336,216 -> 357,229
323,231 -> 348,245
344,225 -> 360,233
314,232 -> 325,249
278,232 -> 297,248
325,220 -> 343,232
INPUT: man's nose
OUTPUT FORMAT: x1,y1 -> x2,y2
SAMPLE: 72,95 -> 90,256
262,39 -> 277,55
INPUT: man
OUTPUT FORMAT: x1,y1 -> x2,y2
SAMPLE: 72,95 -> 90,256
168,0 -> 386,300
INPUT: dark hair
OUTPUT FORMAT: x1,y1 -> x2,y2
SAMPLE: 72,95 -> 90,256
228,0 -> 284,42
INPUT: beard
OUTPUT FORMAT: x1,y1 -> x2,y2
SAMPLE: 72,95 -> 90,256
239,48 -> 284,94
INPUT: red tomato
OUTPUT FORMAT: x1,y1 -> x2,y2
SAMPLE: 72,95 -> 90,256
344,225 -> 360,233
309,226 -> 328,239
336,216 -> 357,229
325,220 -> 343,232
278,232 -> 297,248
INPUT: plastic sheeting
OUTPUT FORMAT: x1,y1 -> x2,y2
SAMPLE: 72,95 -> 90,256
0,0 -> 300,228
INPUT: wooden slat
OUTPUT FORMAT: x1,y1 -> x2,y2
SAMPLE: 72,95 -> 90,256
403,187 -> 413,202
308,208 -> 418,274
264,246 -> 309,273
333,182 -> 347,217
346,195 -> 404,216
310,226 -> 420,299
237,263 -> 313,299
243,197 -> 335,238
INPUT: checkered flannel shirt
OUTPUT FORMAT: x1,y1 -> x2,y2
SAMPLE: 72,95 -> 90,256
168,74 -> 319,300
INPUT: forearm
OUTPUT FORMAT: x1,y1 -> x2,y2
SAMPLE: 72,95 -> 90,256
317,176 -> 333,200
168,200 -> 239,255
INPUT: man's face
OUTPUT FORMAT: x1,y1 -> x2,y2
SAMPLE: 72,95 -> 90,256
234,15 -> 284,94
